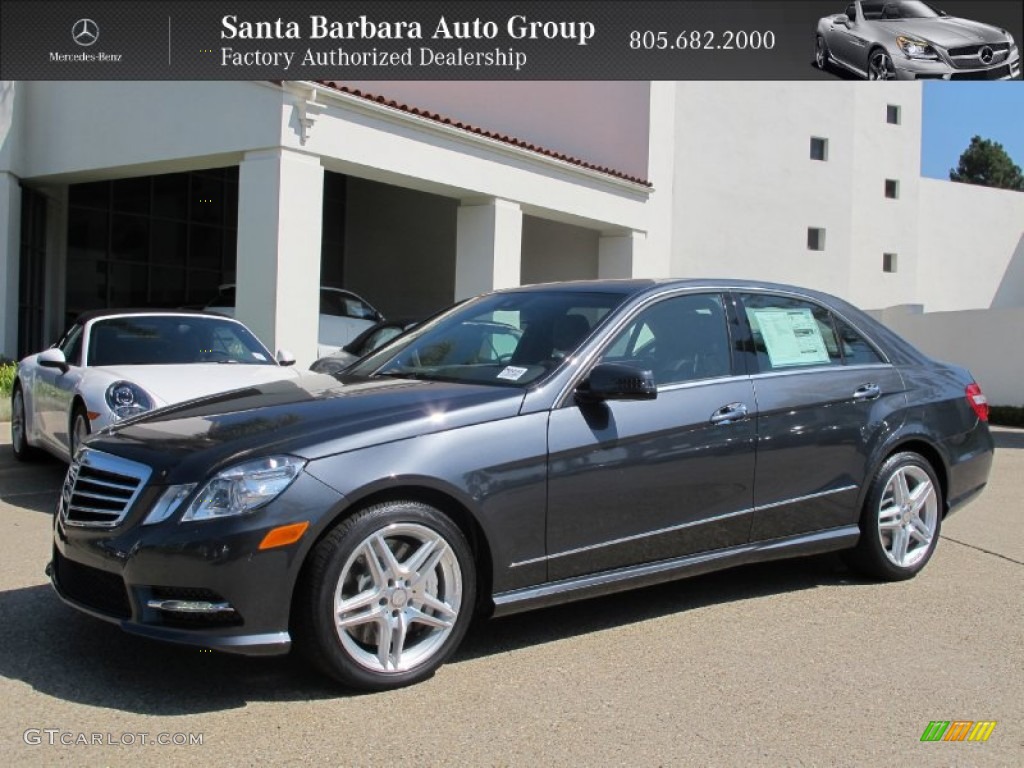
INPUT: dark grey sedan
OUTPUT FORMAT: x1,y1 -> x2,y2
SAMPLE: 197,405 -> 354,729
49,279 -> 994,690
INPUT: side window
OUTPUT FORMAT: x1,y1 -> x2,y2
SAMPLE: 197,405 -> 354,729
740,294 -> 842,372
598,294 -> 732,386
60,325 -> 84,367
835,317 -> 885,365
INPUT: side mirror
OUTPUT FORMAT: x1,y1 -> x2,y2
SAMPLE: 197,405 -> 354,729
276,349 -> 296,367
577,362 -> 657,402
37,348 -> 69,373
833,14 -> 850,27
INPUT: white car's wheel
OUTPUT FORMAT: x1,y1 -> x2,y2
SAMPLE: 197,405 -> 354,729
11,386 -> 40,462
69,405 -> 90,460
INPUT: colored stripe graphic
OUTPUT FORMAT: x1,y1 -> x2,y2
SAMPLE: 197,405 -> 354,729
944,721 -> 973,741
967,722 -> 997,742
920,720 -> 997,742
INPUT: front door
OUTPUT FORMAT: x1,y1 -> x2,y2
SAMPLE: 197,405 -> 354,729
545,292 -> 757,581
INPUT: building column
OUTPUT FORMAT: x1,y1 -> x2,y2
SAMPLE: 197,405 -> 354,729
455,198 -> 522,300
598,231 -> 648,279
236,149 -> 323,367
0,171 -> 21,359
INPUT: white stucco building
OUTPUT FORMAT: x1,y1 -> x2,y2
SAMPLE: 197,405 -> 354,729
1,79 -> 1022,398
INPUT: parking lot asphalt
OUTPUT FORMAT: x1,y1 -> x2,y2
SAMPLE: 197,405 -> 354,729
0,425 -> 1021,767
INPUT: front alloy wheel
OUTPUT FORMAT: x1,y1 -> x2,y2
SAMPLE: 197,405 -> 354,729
846,452 -> 942,580
296,501 -> 475,690
868,49 -> 895,80
11,387 -> 38,462
815,36 -> 828,69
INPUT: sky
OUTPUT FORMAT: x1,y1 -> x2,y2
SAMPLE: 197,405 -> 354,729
920,82 -> 1024,180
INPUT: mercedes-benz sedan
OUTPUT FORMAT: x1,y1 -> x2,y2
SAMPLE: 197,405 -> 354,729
49,280 -> 994,690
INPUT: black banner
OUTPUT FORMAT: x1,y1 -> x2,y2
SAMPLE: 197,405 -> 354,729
2,0 -> 1021,80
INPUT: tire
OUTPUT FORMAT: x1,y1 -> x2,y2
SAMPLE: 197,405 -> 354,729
868,48 -> 895,80
69,404 -> 90,460
846,452 -> 942,581
815,35 -> 829,70
294,501 -> 476,691
11,385 -> 40,462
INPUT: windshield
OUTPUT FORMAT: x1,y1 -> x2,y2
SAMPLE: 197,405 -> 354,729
861,1 -> 941,20
348,291 -> 628,387
87,315 -> 276,366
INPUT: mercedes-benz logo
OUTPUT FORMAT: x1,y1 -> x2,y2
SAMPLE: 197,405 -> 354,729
979,46 -> 994,64
72,18 -> 99,47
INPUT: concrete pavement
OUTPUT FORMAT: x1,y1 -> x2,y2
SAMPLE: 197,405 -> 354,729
0,425 -> 1020,767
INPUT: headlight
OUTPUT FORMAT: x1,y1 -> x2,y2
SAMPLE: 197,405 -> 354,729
896,36 -> 938,60
143,484 -> 196,525
182,456 -> 306,522
105,381 -> 154,420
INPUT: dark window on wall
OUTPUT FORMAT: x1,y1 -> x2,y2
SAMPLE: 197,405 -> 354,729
883,253 -> 898,273
64,167 -> 239,323
807,228 -> 826,251
886,105 -> 901,125
18,186 -> 48,357
885,179 -> 900,199
810,137 -> 829,161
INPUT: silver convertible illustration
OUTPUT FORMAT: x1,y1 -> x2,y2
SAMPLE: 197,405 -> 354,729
816,1 -> 1020,80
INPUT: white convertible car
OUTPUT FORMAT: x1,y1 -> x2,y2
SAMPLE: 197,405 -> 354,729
11,310 -> 301,463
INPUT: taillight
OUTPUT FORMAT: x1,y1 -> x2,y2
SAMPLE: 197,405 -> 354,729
965,382 -> 988,422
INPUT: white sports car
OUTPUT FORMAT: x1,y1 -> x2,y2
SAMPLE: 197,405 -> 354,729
11,310 -> 301,463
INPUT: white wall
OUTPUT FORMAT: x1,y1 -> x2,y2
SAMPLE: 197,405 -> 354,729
521,216 -> 599,285
667,82 -> 926,307
344,81 -> 651,180
917,178 -> 1024,311
669,82 -> 860,295
876,305 -> 1024,406
14,81 -> 284,180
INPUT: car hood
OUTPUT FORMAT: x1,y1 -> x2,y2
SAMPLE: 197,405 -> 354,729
97,363 -> 299,405
877,18 -> 1009,48
86,374 -> 526,482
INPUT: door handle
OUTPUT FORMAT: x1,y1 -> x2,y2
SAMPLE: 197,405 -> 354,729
853,383 -> 881,401
710,402 -> 749,425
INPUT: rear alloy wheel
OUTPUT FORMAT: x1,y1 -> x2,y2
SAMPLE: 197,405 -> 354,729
295,501 -> 476,691
69,405 -> 90,460
847,452 -> 942,581
868,49 -> 895,80
11,386 -> 39,462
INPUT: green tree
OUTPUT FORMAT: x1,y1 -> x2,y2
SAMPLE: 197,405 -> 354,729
949,135 -> 1024,191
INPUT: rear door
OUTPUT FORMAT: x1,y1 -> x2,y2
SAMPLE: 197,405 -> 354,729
735,292 -> 906,541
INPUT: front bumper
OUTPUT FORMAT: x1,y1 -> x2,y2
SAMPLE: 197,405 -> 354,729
892,50 -> 1021,80
49,469 -> 346,656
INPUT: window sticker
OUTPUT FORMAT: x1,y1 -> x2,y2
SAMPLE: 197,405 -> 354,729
750,308 -> 830,368
496,365 -> 528,381
252,352 -> 267,361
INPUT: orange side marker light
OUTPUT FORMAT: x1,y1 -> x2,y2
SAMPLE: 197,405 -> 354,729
259,522 -> 310,550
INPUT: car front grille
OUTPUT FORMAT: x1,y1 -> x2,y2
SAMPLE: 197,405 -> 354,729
60,449 -> 151,528
949,64 -> 1012,80
53,549 -> 132,619
947,43 -> 1011,69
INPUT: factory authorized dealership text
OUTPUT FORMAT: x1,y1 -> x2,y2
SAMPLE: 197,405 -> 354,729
220,46 -> 528,71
